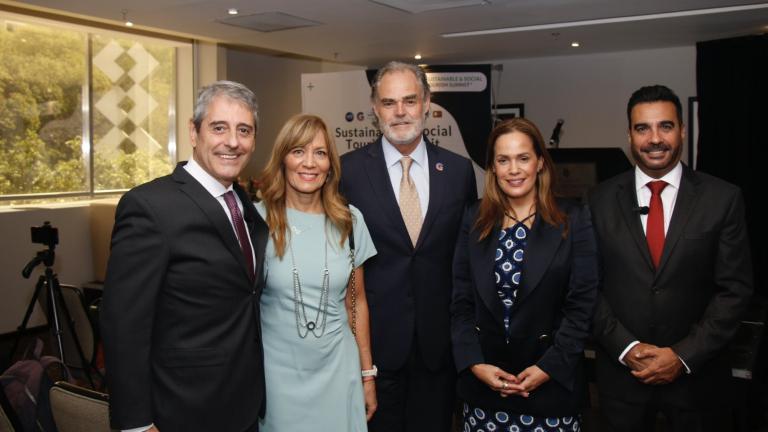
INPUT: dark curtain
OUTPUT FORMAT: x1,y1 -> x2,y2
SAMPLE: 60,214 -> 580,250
697,34 -> 768,430
697,35 -> 767,297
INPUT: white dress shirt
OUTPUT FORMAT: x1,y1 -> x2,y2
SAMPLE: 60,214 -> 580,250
381,136 -> 429,219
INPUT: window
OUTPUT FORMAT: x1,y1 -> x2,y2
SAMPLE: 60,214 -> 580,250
0,12 -> 190,203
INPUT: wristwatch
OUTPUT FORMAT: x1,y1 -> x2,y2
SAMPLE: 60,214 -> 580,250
361,365 -> 378,378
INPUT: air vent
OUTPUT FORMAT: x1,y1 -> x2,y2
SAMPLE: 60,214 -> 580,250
217,12 -> 321,32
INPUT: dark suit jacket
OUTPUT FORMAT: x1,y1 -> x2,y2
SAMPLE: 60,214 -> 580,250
589,165 -> 753,408
451,200 -> 599,415
340,137 -> 477,370
101,163 -> 268,432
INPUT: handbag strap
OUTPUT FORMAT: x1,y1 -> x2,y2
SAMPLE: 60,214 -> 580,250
348,211 -> 357,336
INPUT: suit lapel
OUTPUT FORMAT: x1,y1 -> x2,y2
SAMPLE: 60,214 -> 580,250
656,166 -> 700,276
172,164 -> 253,285
363,139 -> 414,248
415,141 -> 446,249
515,216 -> 563,304
616,173 -> 654,271
470,227 -> 505,326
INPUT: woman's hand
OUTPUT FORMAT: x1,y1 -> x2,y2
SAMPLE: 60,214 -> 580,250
363,380 -> 377,421
516,365 -> 550,393
470,363 -> 528,397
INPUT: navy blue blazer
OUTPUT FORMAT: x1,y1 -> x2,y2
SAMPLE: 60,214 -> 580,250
451,199 -> 599,415
340,136 -> 477,371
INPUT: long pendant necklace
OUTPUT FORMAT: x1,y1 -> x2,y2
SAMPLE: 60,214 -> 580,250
289,225 -> 330,338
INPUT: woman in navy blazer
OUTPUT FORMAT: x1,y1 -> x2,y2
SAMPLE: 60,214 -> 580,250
451,118 -> 599,431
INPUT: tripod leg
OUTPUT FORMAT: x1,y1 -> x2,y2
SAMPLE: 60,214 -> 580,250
6,276 -> 46,365
51,276 -> 98,388
45,268 -> 67,371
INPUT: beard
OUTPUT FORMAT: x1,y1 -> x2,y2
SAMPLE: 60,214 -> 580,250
379,114 -> 426,146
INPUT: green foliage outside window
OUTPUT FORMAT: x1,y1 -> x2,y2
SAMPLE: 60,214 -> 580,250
0,17 -> 176,199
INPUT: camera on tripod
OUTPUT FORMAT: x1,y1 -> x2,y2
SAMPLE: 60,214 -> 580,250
22,221 -> 58,279
31,221 -> 59,249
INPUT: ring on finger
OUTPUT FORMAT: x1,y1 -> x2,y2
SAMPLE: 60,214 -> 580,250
502,381 -> 508,390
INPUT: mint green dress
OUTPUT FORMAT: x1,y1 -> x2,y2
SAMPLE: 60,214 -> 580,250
256,203 -> 376,432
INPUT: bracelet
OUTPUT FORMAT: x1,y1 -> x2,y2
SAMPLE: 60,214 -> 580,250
362,375 -> 375,383
361,365 -> 378,378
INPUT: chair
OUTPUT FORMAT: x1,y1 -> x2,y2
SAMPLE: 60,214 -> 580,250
0,379 -> 20,432
49,381 -> 111,432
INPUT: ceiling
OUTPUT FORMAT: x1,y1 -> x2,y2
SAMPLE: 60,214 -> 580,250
8,0 -> 768,66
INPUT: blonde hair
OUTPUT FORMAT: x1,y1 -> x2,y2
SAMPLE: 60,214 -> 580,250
474,118 -> 567,240
258,114 -> 352,257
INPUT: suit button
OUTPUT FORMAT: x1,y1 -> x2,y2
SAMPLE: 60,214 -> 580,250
252,290 -> 256,294
651,286 -> 660,294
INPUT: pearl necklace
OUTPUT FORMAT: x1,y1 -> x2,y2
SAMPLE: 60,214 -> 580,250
289,225 -> 330,339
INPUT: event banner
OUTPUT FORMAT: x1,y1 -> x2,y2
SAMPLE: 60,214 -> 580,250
301,64 -> 491,191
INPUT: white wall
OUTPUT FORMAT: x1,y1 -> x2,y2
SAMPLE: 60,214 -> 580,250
0,205 -> 95,333
492,46 -> 696,162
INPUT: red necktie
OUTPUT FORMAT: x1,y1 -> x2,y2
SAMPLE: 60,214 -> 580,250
646,180 -> 668,269
223,191 -> 255,280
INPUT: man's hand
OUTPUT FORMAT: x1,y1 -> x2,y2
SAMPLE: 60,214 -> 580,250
470,364 -> 528,397
623,342 -> 657,371
630,346 -> 684,385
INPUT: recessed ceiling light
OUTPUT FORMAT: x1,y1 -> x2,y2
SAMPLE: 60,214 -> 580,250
414,54 -> 422,60
571,41 -> 580,47
228,8 -> 239,15
121,10 -> 133,27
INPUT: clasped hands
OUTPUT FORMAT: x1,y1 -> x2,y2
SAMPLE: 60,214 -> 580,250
624,342 -> 683,385
470,364 -> 550,398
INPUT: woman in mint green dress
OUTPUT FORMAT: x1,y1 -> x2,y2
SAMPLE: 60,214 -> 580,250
256,114 -> 377,431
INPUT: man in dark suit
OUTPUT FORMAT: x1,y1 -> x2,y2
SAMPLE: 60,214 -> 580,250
101,81 -> 267,432
340,61 -> 477,431
589,85 -> 753,431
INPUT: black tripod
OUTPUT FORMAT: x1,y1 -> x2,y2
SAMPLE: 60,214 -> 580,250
8,245 -> 97,388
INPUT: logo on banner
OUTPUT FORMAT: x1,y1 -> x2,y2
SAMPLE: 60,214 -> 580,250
356,112 -> 365,121
345,112 -> 354,122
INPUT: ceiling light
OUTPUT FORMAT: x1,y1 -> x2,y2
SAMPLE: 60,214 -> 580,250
122,10 -> 133,27
414,54 -> 422,60
228,8 -> 239,15
571,41 -> 580,47
443,3 -> 768,38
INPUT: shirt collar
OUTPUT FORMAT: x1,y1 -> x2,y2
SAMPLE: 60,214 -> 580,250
382,135 -> 427,170
635,161 -> 683,193
184,157 -> 234,198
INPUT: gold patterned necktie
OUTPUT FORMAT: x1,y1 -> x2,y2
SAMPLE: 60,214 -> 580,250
399,156 -> 423,246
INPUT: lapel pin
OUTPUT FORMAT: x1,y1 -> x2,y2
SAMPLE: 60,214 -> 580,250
435,162 -> 444,172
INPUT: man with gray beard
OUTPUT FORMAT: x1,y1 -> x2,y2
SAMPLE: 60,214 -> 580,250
340,61 -> 477,431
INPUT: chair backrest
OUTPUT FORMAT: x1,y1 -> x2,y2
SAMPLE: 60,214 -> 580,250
0,399 -> 15,432
37,284 -> 96,368
49,381 -> 111,432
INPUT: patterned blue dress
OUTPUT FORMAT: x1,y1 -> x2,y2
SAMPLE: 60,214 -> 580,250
462,220 -> 581,432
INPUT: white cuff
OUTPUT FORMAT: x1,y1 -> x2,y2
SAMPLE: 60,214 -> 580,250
123,424 -> 153,432
619,341 -> 640,366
